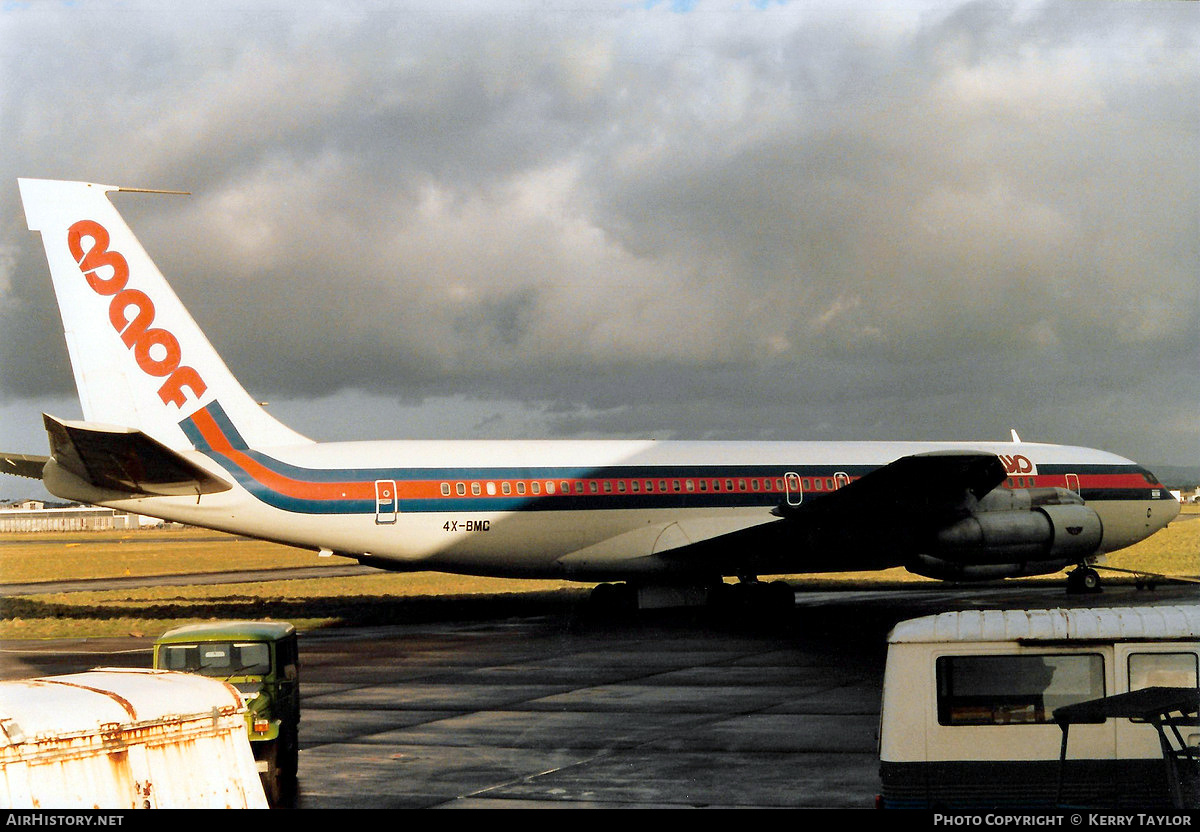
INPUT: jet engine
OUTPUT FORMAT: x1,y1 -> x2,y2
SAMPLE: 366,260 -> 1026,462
905,487 -> 1103,581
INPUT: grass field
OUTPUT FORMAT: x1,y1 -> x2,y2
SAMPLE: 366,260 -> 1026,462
1,507 -> 1196,639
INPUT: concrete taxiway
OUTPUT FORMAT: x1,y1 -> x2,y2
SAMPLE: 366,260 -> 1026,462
1,582 -> 1196,808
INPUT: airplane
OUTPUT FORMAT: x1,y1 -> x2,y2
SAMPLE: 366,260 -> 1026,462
3,177 -> 1182,610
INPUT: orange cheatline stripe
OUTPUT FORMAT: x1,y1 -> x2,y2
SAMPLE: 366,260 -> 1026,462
190,407 -> 376,502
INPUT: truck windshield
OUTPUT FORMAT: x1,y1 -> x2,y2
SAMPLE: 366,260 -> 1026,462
160,641 -> 271,676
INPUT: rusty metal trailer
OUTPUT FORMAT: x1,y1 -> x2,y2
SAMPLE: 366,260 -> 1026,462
0,668 -> 268,809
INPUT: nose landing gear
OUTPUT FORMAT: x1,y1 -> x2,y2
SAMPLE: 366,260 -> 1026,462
1066,565 -> 1102,594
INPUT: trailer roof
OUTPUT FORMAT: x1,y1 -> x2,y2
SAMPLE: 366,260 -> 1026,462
888,605 -> 1200,644
0,669 -> 244,747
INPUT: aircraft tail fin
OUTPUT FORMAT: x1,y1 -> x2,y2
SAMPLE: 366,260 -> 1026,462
17,178 -> 310,452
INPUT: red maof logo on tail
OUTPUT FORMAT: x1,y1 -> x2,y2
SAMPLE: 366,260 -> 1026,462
68,219 -> 207,409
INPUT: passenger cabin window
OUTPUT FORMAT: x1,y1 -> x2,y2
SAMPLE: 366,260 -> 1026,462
441,483 -> 451,496
935,654 -> 1105,726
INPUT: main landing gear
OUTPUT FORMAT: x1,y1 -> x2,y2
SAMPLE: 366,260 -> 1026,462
586,581 -> 638,613
708,577 -> 795,615
1065,565 -> 1102,594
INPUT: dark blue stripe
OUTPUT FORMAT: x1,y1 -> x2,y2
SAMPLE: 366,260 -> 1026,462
180,402 -> 1155,516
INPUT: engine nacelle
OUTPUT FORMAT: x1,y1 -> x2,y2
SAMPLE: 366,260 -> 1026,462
905,487 -> 1104,580
906,555 -> 1076,582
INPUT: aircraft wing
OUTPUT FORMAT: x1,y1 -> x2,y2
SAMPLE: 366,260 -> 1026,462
42,414 -> 232,497
779,450 -> 1008,521
662,451 -> 1009,575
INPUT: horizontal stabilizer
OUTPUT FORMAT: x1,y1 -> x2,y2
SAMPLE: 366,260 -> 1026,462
42,414 -> 231,497
0,453 -> 50,480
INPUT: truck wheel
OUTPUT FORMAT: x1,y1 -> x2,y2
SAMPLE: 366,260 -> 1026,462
260,740 -> 283,807
278,726 -> 299,805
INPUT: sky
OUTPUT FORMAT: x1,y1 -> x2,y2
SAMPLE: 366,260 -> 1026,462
1,0 -> 1197,501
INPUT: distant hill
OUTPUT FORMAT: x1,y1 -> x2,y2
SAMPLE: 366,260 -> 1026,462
1151,465 -> 1200,490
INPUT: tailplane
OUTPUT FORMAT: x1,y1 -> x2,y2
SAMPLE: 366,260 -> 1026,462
18,178 -> 309,452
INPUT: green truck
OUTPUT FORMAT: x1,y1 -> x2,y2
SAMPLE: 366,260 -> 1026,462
154,621 -> 300,806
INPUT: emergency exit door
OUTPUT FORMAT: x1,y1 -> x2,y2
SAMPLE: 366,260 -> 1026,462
375,480 -> 397,524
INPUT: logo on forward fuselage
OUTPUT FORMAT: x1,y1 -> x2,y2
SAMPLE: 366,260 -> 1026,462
998,454 -> 1035,475
67,219 -> 207,409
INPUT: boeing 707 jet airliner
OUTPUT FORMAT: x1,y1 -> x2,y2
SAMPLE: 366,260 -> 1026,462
3,178 -> 1180,609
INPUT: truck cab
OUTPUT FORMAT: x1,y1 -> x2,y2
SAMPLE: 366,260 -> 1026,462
154,621 -> 300,806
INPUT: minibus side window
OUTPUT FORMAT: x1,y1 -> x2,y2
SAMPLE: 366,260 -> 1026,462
1128,653 -> 1198,692
935,654 -> 1105,726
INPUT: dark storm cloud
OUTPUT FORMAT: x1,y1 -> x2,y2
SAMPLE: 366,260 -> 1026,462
1,0 -> 1196,482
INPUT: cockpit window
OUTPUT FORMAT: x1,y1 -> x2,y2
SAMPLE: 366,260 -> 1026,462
1141,471 -> 1161,485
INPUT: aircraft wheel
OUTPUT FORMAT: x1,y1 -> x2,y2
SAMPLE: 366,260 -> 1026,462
1067,567 -> 1102,594
706,582 -> 734,609
588,582 -> 635,613
767,580 -> 794,611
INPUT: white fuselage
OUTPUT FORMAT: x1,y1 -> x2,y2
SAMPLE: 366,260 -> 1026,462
54,432 -> 1178,581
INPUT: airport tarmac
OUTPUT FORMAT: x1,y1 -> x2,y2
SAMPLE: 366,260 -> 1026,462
1,582 -> 1196,809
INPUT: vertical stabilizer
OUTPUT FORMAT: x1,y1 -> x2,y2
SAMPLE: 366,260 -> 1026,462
18,178 -> 310,451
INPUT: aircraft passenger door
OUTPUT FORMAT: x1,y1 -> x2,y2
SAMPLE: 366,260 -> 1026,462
834,472 -> 850,490
1066,473 -> 1080,494
375,480 -> 398,525
784,472 -> 803,507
